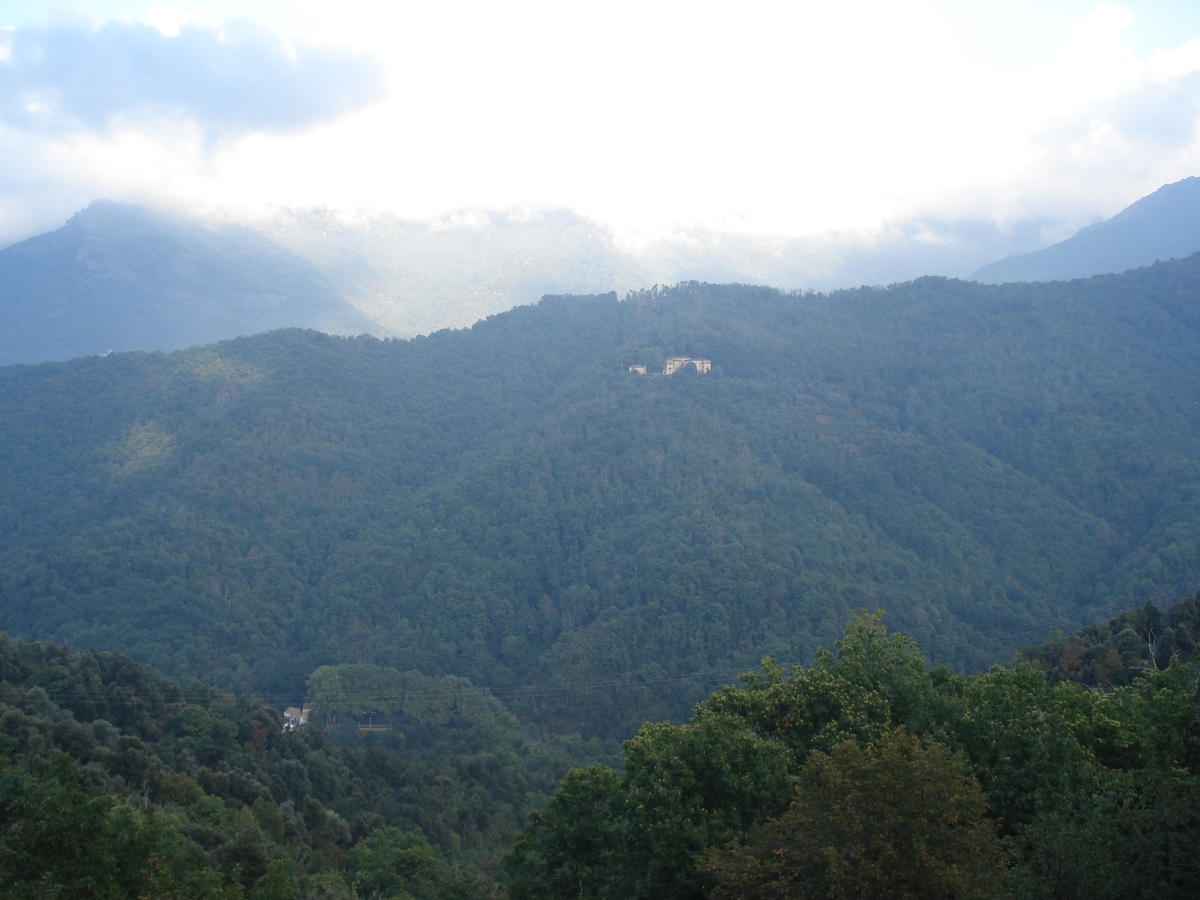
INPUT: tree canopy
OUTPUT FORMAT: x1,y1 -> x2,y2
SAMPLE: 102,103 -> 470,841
506,611 -> 1200,900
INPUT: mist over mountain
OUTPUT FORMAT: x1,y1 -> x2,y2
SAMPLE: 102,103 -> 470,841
0,200 -> 383,366
643,216 -> 1049,290
972,177 -> 1200,283
256,206 -> 1047,336
0,196 -> 1069,368
257,206 -> 665,337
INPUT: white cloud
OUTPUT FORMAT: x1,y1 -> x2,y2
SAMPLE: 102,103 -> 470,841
977,7 -> 1200,229
1148,37 -> 1200,81
143,5 -> 217,37
2,1 -> 1200,258
0,17 -> 385,139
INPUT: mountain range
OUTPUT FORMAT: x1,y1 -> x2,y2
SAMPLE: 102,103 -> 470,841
255,206 -> 663,337
6,185 -> 1200,897
8,177 -> 1200,367
5,261 -> 1200,736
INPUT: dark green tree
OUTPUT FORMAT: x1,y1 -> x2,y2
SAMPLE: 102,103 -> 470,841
699,729 -> 1007,900
619,713 -> 794,900
347,826 -> 447,900
0,755 -> 179,899
503,765 -> 625,900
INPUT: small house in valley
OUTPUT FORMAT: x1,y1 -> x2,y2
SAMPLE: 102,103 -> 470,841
282,703 -> 314,732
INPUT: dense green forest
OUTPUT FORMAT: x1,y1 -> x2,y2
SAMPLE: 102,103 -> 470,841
0,635 -> 615,897
1018,590 -> 1200,685
5,262 -> 1200,734
6,606 -> 1198,898
506,611 -> 1200,900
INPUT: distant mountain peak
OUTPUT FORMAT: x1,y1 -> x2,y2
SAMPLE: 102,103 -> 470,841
971,177 -> 1200,283
0,201 -> 385,366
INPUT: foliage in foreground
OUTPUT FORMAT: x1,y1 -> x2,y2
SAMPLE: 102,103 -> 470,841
699,730 -> 1006,900
1018,593 -> 1200,686
0,635 -> 610,899
3,607 -> 1199,898
506,613 -> 1200,900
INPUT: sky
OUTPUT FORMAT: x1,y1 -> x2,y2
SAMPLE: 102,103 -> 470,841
2,0 -> 1200,248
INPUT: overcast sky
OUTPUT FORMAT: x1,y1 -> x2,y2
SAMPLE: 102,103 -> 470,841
2,0 -> 1200,247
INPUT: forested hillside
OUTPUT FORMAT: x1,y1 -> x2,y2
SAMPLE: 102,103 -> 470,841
5,261 -> 1200,735
0,635 -> 609,897
9,610 -> 1198,898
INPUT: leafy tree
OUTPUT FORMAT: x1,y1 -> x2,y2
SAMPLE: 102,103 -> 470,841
699,729 -> 1007,900
698,612 -> 933,757
251,858 -> 300,900
619,712 -> 794,900
1004,659 -> 1200,900
0,755 -> 180,899
346,827 -> 448,900
1018,597 -> 1200,687
503,765 -> 625,900
943,663 -> 1107,833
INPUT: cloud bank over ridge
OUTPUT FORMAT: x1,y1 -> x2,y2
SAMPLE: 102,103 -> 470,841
1,1 -> 1200,271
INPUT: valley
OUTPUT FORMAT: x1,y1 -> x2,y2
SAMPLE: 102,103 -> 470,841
6,207 -> 1200,900
5,2 -> 1200,895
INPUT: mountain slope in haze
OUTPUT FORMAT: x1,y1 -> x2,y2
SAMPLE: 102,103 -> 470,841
0,200 -> 384,366
0,198 -> 1053,360
6,263 -> 1200,736
637,215 -> 1051,290
972,176 -> 1200,283
258,207 -> 666,337
259,208 -> 1047,333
